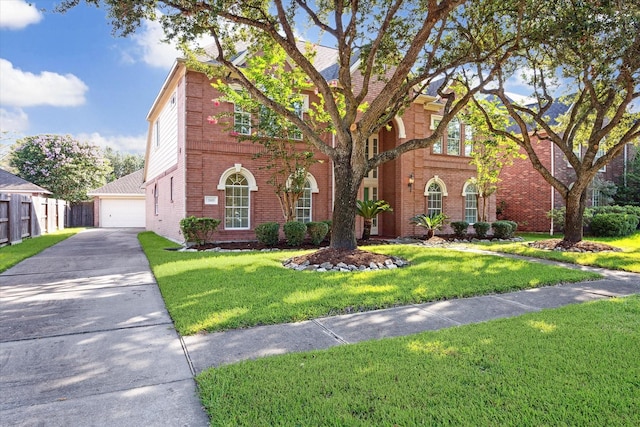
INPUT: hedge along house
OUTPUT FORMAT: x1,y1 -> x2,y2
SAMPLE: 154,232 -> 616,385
497,99 -> 635,233
143,45 -> 494,243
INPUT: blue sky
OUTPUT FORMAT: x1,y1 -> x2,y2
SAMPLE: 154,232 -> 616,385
0,0 -> 542,158
0,0 -> 182,154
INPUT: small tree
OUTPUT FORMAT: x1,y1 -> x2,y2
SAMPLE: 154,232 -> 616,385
461,96 -> 524,222
10,134 -> 111,202
356,199 -> 392,240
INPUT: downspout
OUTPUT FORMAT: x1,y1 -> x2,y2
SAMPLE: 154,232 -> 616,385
624,143 -> 628,187
550,139 -> 554,236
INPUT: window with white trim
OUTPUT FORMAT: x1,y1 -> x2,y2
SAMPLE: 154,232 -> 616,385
234,104 -> 251,135
153,184 -> 159,215
295,179 -> 312,223
463,182 -> 478,224
224,173 -> 250,229
427,182 -> 443,217
430,115 -> 443,154
447,118 -> 461,155
464,124 -> 473,156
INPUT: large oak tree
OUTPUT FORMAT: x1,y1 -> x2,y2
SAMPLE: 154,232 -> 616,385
61,0 -> 526,250
474,0 -> 640,244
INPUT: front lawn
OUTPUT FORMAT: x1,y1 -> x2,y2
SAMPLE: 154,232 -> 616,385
0,228 -> 82,273
139,232 -> 599,335
471,232 -> 640,273
197,295 -> 640,426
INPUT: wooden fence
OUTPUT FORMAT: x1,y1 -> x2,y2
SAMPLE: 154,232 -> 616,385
66,201 -> 94,227
0,193 -> 67,246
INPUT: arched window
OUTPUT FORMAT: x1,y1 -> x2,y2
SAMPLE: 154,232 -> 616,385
295,179 -> 312,223
224,173 -> 250,229
447,118 -> 461,155
427,182 -> 443,217
463,182 -> 478,224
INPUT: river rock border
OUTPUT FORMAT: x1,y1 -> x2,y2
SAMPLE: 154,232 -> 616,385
282,256 -> 409,272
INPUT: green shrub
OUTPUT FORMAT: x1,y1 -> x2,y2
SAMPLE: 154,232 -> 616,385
473,222 -> 490,238
492,221 -> 514,239
590,214 -> 639,237
255,222 -> 280,246
284,221 -> 307,246
450,221 -> 469,238
592,205 -> 640,228
547,207 -> 595,231
306,221 -> 329,245
321,220 -> 332,241
505,220 -> 518,236
180,216 -> 221,246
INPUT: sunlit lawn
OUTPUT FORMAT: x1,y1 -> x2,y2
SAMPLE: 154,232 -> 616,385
470,232 -> 640,273
197,295 -> 640,426
139,232 -> 599,335
0,228 -> 82,273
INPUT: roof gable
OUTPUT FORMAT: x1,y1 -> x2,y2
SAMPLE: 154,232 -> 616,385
88,169 -> 145,196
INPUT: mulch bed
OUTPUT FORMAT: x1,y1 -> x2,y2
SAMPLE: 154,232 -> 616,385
527,239 -> 621,252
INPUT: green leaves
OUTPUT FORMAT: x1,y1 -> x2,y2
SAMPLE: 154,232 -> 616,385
9,134 -> 111,203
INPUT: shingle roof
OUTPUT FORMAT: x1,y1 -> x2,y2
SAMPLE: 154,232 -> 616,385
88,169 -> 145,196
0,168 -> 52,195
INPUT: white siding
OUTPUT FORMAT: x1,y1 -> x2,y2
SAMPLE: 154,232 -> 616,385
147,92 -> 179,180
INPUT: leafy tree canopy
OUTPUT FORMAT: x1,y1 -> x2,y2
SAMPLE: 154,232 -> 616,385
102,146 -> 145,182
10,134 -> 111,203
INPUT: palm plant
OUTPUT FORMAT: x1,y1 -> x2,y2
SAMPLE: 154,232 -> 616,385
410,213 -> 448,239
356,199 -> 393,240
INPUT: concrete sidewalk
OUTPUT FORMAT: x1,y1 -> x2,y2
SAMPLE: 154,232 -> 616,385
183,265 -> 640,373
0,228 -> 209,427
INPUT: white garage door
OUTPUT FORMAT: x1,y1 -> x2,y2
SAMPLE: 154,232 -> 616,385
101,198 -> 146,228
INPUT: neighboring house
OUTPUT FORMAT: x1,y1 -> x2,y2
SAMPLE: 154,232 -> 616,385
0,168 -> 52,197
497,101 -> 634,233
88,169 -> 146,228
143,46 -> 494,243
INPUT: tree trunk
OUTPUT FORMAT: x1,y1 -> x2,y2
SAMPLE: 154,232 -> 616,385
330,159 -> 361,250
563,188 -> 587,244
362,219 -> 372,240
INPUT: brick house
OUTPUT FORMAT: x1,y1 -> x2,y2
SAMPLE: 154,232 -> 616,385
143,46 -> 494,243
497,101 -> 635,233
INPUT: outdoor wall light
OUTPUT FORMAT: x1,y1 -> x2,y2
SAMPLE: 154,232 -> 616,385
408,173 -> 415,192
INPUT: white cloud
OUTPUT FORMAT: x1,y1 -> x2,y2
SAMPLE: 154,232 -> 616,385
75,132 -> 147,154
0,107 -> 29,133
0,0 -> 43,30
0,59 -> 89,108
130,19 -> 182,69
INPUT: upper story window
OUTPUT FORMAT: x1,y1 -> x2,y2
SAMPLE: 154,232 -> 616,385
430,115 -> 442,154
154,119 -> 160,147
447,118 -> 461,156
464,124 -> 473,156
234,104 -> 252,135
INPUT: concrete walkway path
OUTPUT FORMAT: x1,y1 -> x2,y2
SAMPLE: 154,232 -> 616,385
0,228 -> 209,427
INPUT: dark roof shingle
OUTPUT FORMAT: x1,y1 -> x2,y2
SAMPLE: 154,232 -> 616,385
0,168 -> 52,194
88,169 -> 145,195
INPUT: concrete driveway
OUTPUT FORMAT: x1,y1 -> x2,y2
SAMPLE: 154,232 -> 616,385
0,228 -> 209,426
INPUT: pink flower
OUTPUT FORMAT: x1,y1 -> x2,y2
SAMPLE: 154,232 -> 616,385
230,131 -> 239,137
207,116 -> 218,124
212,99 -> 221,107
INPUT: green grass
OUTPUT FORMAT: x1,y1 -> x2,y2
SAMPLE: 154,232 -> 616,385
472,232 -> 640,273
0,228 -> 82,273
197,295 -> 640,426
139,231 -> 599,335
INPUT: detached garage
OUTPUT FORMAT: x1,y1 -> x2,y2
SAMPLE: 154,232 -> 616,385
88,170 -> 145,228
